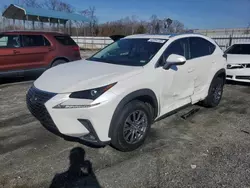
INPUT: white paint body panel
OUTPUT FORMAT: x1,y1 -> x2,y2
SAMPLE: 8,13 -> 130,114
33,34 -> 226,142
226,54 -> 250,83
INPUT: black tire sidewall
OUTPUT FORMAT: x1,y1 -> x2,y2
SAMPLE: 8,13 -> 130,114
207,77 -> 224,107
111,100 -> 152,152
52,59 -> 67,67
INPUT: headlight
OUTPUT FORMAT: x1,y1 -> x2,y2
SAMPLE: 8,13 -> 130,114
69,83 -> 117,100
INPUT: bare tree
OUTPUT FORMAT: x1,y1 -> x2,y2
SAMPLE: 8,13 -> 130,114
136,24 -> 146,34
149,15 -> 158,34
80,6 -> 98,36
21,0 -> 41,7
169,20 -> 185,33
44,0 -> 60,10
244,23 -> 250,34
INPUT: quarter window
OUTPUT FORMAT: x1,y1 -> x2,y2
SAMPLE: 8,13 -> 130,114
54,36 -> 77,46
190,37 -> 216,59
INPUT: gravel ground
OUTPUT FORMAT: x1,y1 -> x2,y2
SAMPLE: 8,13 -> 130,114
0,51 -> 250,188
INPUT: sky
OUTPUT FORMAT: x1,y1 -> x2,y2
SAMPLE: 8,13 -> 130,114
1,0 -> 250,29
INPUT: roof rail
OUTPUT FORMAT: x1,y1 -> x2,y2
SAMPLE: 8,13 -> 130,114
4,30 -> 65,34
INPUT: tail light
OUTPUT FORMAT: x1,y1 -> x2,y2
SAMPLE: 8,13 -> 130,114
72,46 -> 80,52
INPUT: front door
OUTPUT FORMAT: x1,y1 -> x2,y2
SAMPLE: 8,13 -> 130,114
158,38 -> 195,116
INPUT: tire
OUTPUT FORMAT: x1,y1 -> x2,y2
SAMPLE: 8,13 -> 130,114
51,59 -> 67,67
202,77 -> 224,107
110,100 -> 153,152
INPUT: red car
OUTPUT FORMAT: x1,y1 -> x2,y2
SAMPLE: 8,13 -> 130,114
0,31 -> 81,77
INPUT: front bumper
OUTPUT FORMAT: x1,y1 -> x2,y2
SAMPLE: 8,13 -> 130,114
26,86 -> 117,146
226,68 -> 250,83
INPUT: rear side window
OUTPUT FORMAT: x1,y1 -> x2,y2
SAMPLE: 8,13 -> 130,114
226,44 -> 250,55
0,35 -> 21,48
22,35 -> 50,47
190,37 -> 216,59
54,36 -> 77,45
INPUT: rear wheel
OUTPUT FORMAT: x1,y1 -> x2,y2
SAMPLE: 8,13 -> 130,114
51,59 -> 67,67
110,100 -> 153,152
202,77 -> 224,107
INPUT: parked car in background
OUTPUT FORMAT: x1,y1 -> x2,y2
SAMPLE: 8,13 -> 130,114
225,42 -> 250,82
27,34 -> 226,152
0,31 -> 81,78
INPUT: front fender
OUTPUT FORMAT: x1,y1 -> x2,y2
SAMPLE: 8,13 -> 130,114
108,89 -> 158,137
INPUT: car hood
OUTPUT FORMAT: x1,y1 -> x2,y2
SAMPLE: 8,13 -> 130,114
227,54 -> 250,64
34,60 -> 143,93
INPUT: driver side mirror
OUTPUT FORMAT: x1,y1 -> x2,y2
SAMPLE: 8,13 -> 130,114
163,54 -> 186,70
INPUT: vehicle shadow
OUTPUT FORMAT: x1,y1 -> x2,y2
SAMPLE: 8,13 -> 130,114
50,147 -> 101,188
226,80 -> 250,86
0,74 -> 41,85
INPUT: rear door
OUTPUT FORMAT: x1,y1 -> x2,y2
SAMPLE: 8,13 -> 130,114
158,38 -> 195,115
189,37 -> 216,101
0,34 -> 22,72
19,34 -> 51,69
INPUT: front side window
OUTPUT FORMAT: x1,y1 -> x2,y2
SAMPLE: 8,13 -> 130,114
22,35 -> 46,47
225,44 -> 250,55
190,37 -> 216,59
87,38 -> 167,66
163,38 -> 189,59
0,35 -> 21,48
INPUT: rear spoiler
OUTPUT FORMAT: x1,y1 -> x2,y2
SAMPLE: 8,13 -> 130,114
109,35 -> 125,42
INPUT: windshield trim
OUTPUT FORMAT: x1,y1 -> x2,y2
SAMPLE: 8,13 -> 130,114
86,38 -> 167,66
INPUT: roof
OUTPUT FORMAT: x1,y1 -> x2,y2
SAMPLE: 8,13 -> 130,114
125,34 -> 172,39
2,4 -> 89,23
125,33 -> 207,40
1,30 -> 66,35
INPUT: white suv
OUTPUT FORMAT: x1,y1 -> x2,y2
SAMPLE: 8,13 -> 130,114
27,34 -> 226,151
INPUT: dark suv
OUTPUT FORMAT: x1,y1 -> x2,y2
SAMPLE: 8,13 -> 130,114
0,31 -> 81,77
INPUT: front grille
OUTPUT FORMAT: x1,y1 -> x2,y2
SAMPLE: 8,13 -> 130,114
227,64 -> 250,69
26,86 -> 58,129
235,76 -> 250,80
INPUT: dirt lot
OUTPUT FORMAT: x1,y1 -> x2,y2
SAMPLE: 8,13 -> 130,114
0,52 -> 250,188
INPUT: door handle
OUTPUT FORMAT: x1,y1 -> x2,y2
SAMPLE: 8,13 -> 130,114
188,68 -> 194,73
48,47 -> 54,51
13,50 -> 20,54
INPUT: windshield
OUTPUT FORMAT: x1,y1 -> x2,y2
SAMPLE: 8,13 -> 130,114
225,44 -> 250,55
87,38 -> 167,66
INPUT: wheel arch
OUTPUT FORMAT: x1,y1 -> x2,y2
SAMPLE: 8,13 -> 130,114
212,68 -> 226,84
108,89 -> 158,137
50,57 -> 70,67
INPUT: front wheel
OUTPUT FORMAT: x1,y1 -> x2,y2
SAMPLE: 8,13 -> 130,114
202,77 -> 224,107
110,100 -> 153,152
